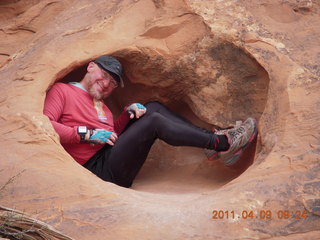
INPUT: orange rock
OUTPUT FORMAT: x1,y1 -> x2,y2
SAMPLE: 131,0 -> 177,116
0,0 -> 319,239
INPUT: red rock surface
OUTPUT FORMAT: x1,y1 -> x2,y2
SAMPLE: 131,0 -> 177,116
0,0 -> 319,239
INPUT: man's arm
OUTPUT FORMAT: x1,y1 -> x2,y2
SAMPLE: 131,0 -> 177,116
113,103 -> 147,135
43,84 -> 80,144
113,108 -> 131,135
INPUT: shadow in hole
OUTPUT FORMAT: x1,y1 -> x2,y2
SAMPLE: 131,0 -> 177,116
55,60 -> 260,193
59,65 -> 87,83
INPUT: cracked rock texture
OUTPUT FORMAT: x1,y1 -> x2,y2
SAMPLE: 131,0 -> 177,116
0,0 -> 319,239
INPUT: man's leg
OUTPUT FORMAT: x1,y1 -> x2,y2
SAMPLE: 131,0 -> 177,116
144,101 -> 208,131
105,108 -> 223,187
141,101 -> 229,152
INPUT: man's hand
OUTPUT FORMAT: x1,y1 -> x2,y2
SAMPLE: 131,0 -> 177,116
86,129 -> 118,145
126,103 -> 147,119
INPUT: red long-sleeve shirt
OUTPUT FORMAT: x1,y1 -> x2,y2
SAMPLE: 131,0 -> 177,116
43,82 -> 130,165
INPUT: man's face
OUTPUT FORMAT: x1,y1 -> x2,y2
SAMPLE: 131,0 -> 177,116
86,63 -> 118,100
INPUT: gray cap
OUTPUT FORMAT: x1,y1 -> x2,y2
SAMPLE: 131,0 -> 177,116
94,55 -> 124,88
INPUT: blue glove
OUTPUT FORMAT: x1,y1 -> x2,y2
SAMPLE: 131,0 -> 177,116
87,129 -> 118,145
126,103 -> 147,119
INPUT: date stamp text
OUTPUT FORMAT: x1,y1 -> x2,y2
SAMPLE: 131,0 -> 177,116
211,210 -> 308,220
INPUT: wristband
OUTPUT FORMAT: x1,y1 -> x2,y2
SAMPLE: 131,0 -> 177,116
77,126 -> 88,142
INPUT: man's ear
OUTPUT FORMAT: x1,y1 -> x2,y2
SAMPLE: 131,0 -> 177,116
87,62 -> 95,72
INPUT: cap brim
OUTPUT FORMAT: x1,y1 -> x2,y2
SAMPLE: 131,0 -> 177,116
104,67 -> 124,88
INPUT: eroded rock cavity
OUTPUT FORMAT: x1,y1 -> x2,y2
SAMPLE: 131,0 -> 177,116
58,42 -> 268,193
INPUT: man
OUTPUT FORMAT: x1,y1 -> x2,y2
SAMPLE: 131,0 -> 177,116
44,55 -> 257,187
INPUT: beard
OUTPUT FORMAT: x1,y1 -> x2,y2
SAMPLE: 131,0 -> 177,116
88,81 -> 112,100
89,87 -> 103,100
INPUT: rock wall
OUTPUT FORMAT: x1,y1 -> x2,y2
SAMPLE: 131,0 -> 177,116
0,0 -> 319,239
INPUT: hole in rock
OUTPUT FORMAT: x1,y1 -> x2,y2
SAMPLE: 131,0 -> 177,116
57,49 -> 266,194
293,7 -> 311,13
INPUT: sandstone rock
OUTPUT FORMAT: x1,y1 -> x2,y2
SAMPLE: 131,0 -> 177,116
0,0 -> 319,239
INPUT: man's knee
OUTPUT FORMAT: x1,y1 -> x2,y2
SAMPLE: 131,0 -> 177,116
141,112 -> 165,131
146,111 -> 163,123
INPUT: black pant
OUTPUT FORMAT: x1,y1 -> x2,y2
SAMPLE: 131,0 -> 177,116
84,101 -> 217,187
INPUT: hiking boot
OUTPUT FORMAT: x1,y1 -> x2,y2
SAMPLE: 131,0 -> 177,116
205,121 -> 243,161
219,117 -> 257,165
205,118 -> 257,166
